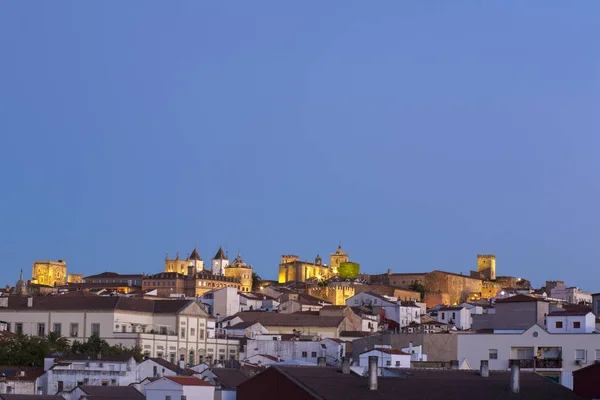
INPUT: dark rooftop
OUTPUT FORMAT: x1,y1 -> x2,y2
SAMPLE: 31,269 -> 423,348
495,294 -> 546,303
78,385 -> 144,399
212,368 -> 249,389
242,366 -> 584,400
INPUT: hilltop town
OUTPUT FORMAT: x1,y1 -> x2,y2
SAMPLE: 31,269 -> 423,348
0,246 -> 598,399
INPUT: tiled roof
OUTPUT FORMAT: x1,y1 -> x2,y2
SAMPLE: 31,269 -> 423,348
232,311 -> 345,328
438,306 -> 466,311
212,368 -> 249,389
214,247 -> 228,260
78,386 -> 144,399
495,294 -> 545,303
361,348 -> 410,355
252,366 -> 584,400
339,331 -> 372,337
142,358 -> 195,376
547,310 -> 592,317
165,376 -> 213,386
189,248 -> 203,261
2,296 -> 193,314
0,366 -> 45,381
84,272 -> 144,280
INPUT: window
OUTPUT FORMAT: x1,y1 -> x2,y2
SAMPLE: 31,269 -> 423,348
153,365 -> 158,376
180,327 -> 185,339
311,352 -> 317,358
575,349 -> 586,361
190,328 -> 195,336
91,323 -> 100,336
101,380 -> 108,386
77,381 -> 83,387
166,396 -> 171,400
170,353 -> 176,364
54,323 -> 62,335
595,350 -> 600,361
5,323 -> 10,332
38,323 -> 45,337
181,396 -> 187,400
302,351 -> 308,358
441,313 -> 445,319
180,354 -> 185,361
555,321 -> 563,329
57,381 -> 64,392
160,326 -> 168,335
386,360 -> 391,366
573,321 -> 581,329
199,328 -> 204,339
15,323 -> 23,335
98,362 -> 104,367
111,379 -> 116,385
68,322 -> 78,337
6,386 -> 12,394
354,299 -> 359,305
489,349 -> 498,360
452,312 -> 456,319
396,361 -> 401,366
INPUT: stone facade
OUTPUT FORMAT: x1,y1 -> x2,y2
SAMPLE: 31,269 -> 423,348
67,274 -> 83,283
308,283 -> 355,306
278,246 -> 350,284
476,254 -> 496,280
32,260 -> 68,287
224,253 -> 252,292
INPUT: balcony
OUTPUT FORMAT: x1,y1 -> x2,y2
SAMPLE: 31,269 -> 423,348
509,358 -> 562,369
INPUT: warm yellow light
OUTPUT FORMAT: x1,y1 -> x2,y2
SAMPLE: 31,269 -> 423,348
317,275 -> 322,281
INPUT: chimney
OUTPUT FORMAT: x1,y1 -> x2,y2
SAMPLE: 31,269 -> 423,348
342,358 -> 350,374
510,361 -> 520,393
409,341 -> 413,354
27,297 -> 33,308
317,357 -> 326,367
450,360 -> 459,370
480,360 -> 489,378
368,356 -> 378,391
0,373 -> 6,394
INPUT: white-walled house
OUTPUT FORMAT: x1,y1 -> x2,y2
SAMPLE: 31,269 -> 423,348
136,358 -> 191,380
145,376 -> 214,400
401,344 -> 427,362
0,366 -> 44,395
436,306 -> 471,330
546,311 -> 596,334
345,292 -> 420,328
359,347 -> 411,372
456,324 -> 600,389
42,354 -> 137,396
243,336 -> 346,366
0,295 -> 240,366
214,287 -> 240,318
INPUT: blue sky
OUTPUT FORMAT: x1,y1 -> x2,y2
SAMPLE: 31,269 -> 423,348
1,1 -> 599,289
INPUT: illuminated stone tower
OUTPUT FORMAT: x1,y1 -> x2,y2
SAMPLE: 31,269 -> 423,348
329,246 -> 349,272
477,254 -> 496,281
32,260 -> 67,287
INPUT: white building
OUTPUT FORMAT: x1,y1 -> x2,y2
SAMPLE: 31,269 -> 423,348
243,336 -> 346,366
212,248 -> 229,276
0,295 -> 240,367
0,366 -> 43,395
401,343 -> 427,362
145,376 -> 214,400
456,324 -> 600,389
436,306 -> 471,330
345,292 -> 421,328
199,367 -> 248,400
220,321 -> 268,339
43,354 -> 137,396
546,311 -> 596,334
359,347 -> 411,372
214,287 -> 241,319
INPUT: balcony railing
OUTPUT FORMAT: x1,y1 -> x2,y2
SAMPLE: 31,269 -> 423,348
509,359 -> 562,369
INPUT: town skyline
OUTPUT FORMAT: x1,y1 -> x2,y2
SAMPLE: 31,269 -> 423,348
2,2 -> 600,291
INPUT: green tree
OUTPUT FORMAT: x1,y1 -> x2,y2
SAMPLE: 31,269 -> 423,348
409,282 -> 427,302
252,272 -> 262,291
45,331 -> 70,353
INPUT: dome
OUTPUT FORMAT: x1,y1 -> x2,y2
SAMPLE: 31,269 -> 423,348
15,269 -> 28,296
229,253 -> 250,268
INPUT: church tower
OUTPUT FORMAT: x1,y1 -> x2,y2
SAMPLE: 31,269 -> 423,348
15,268 -> 28,296
330,246 -> 349,269
212,247 -> 229,276
477,254 -> 496,280
188,247 -> 204,273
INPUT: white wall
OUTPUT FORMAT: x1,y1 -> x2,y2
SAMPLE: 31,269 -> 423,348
359,350 -> 411,370
547,313 -> 596,334
456,325 -> 600,389
214,288 -> 240,318
146,378 -> 214,400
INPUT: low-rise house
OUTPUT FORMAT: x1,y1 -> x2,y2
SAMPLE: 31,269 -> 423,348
239,292 -> 278,312
0,366 -> 45,395
145,376 -> 214,400
243,335 -> 346,366
359,348 -> 411,371
136,358 -> 195,380
41,354 -> 137,395
401,343 -> 427,362
436,306 -> 471,330
200,368 -> 248,400
219,322 -> 268,339
345,292 -> 420,329
456,324 -> 600,389
278,293 -> 330,314
237,363 -> 581,400
546,311 -> 596,334
61,385 -> 144,400
218,311 -> 354,339
421,320 -> 449,334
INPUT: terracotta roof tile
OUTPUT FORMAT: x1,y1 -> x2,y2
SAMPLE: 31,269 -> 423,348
165,376 -> 213,386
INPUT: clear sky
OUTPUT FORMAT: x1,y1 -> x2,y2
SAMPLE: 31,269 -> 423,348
1,2 -> 599,290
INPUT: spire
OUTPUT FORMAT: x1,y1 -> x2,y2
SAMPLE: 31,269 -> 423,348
189,248 -> 202,261
213,247 -> 228,260
175,252 -> 180,260
19,268 -> 23,281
